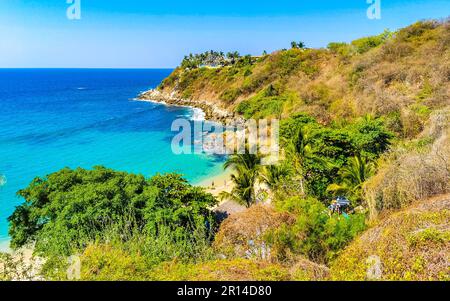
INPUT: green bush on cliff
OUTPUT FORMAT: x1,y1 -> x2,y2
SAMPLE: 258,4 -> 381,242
237,86 -> 297,119
78,251 -> 292,281
351,29 -> 393,54
237,95 -> 285,119
220,88 -> 242,103
327,42 -> 354,58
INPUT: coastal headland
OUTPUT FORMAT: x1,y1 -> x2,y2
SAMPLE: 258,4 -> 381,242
138,89 -> 236,123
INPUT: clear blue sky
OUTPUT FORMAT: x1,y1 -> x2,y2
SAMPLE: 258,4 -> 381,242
0,0 -> 449,68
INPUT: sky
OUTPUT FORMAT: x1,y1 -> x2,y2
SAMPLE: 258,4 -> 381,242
0,0 -> 449,68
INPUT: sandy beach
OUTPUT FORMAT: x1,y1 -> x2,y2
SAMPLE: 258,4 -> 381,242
197,168 -> 234,197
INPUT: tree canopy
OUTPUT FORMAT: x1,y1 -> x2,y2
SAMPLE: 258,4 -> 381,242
8,167 -> 217,256
279,114 -> 392,201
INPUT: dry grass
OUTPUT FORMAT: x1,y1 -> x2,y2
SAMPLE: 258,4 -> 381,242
149,259 -> 291,281
159,20 -> 449,126
149,257 -> 330,281
364,108 -> 450,219
330,194 -> 450,281
213,204 -> 294,260
289,258 -> 330,281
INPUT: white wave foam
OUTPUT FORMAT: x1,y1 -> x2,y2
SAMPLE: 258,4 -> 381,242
0,174 -> 7,187
191,108 -> 206,121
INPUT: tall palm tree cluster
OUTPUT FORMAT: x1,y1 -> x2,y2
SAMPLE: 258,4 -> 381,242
220,125 -> 378,209
291,41 -> 306,49
219,148 -> 296,208
181,50 -> 241,69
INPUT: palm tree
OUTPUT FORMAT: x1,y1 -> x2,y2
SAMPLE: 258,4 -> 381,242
288,127 -> 313,159
226,51 -> 240,64
297,41 -> 306,49
219,166 -> 259,208
260,162 -> 293,200
223,152 -> 261,171
291,41 -> 306,49
284,127 -> 315,194
219,152 -> 262,208
327,154 -> 376,203
284,126 -> 333,195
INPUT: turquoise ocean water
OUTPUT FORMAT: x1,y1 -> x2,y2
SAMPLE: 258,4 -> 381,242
0,69 -> 225,245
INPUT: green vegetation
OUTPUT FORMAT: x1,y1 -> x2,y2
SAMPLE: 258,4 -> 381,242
145,259 -> 292,281
327,154 -> 376,205
219,152 -> 262,208
3,20 -> 449,281
159,20 -> 448,129
9,167 -> 216,259
237,87 -> 296,119
260,162 -> 294,200
267,197 -> 366,264
278,114 -> 392,202
327,42 -> 354,58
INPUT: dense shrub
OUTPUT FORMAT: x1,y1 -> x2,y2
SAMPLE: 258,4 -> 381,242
8,167 -> 217,257
220,88 -> 242,103
266,197 -> 366,264
147,257 -> 330,281
396,20 -> 440,44
80,244 -> 151,281
237,90 -> 297,119
351,30 -> 392,54
327,42 -> 354,58
345,116 -> 394,157
77,229 -> 215,281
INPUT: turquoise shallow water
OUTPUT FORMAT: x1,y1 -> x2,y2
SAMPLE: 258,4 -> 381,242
0,69 -> 225,244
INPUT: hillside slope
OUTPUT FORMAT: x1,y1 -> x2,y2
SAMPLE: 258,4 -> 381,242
154,20 -> 449,137
330,194 -> 450,281
3,19 -> 449,282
